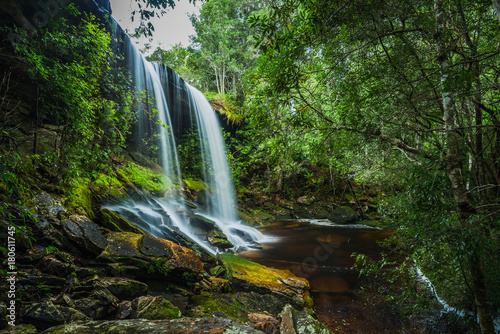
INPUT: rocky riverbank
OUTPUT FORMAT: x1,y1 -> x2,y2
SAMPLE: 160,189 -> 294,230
0,191 -> 330,334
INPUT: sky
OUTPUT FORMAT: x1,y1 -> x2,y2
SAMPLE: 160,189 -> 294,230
108,0 -> 200,54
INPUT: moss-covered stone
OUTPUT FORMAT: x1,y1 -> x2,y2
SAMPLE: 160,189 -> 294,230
117,162 -> 171,196
184,178 -> 206,191
327,206 -> 357,224
279,304 -> 332,334
95,208 -> 145,234
131,296 -> 181,320
207,229 -> 234,249
90,173 -> 129,203
189,292 -> 248,323
97,232 -> 204,283
96,277 -> 148,300
221,254 -> 312,308
0,324 -> 37,334
64,177 -> 93,218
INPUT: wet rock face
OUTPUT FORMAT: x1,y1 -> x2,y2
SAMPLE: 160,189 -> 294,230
32,192 -> 66,217
207,229 -> 234,249
60,215 -> 107,255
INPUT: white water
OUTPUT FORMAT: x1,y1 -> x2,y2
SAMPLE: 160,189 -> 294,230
416,265 -> 500,331
106,18 -> 267,253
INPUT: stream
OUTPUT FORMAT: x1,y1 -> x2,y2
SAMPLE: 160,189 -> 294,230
239,220 -> 429,333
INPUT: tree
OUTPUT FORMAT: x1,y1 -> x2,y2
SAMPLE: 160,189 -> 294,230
189,0 -> 263,97
247,0 -> 500,332
9,4 -> 136,174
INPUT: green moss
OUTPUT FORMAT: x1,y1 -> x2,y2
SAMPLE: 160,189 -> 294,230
184,178 -> 206,191
220,253 -> 280,284
118,162 -> 171,196
204,92 -> 242,124
189,293 -> 248,323
65,177 -> 93,218
96,208 -> 145,234
134,296 -> 181,320
90,172 -> 130,202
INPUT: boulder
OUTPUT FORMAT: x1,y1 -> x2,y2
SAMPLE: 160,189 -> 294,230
207,229 -> 234,249
73,298 -> 109,320
0,324 -> 37,334
130,296 -> 181,320
95,208 -> 145,234
248,313 -> 280,334
97,232 -> 204,282
279,304 -> 332,334
32,192 -> 66,217
221,253 -> 312,309
296,196 -> 315,206
60,215 -> 107,255
95,277 -> 148,300
116,301 -> 132,320
39,318 -> 261,333
326,206 -> 357,224
23,300 -> 89,330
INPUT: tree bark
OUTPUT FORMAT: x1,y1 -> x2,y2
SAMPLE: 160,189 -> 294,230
434,1 -> 495,333
493,0 -> 500,25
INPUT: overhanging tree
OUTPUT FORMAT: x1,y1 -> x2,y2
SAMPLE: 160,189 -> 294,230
247,0 -> 500,331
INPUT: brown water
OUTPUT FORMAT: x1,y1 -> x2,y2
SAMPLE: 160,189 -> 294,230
239,221 -> 427,333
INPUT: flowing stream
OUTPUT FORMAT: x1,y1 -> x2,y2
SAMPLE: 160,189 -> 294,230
239,220 -> 430,333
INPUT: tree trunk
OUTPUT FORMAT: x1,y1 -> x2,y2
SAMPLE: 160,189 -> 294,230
493,0 -> 500,24
434,1 -> 495,333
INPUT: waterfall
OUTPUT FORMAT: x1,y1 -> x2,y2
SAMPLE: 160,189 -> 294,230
104,17 -> 268,253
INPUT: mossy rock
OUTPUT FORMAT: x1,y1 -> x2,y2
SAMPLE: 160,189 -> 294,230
64,177 -> 93,218
184,178 -> 206,192
95,208 -> 145,234
90,173 -> 130,203
117,162 -> 171,196
327,206 -> 357,224
207,229 -> 234,249
131,296 -> 181,320
98,277 -> 149,300
0,324 -> 37,334
220,253 -> 281,286
188,293 -> 248,323
220,254 -> 311,308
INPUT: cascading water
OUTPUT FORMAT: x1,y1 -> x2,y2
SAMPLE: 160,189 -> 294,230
185,85 -> 269,247
104,17 -> 268,254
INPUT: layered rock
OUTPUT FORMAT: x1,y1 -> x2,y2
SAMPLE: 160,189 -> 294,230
220,253 -> 312,309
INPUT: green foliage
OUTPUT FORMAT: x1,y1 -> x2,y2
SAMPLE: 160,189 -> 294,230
189,0 -> 263,97
8,4 -> 136,178
177,130 -> 204,179
352,252 -> 436,317
379,168 -> 500,316
65,177 -> 92,217
118,162 -> 172,196
147,44 -> 198,84
184,178 -> 205,192
204,92 -> 242,124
